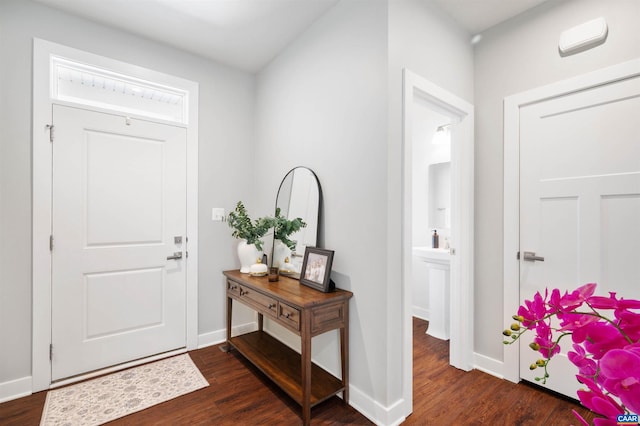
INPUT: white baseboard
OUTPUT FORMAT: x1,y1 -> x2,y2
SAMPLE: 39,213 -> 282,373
0,376 -> 32,403
473,352 -> 504,379
197,322 -> 258,349
348,383 -> 406,426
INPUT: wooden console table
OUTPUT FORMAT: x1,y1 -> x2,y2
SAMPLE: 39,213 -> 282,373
223,270 -> 353,425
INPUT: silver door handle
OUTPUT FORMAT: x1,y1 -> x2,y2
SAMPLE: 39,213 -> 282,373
523,251 -> 544,262
167,252 -> 183,260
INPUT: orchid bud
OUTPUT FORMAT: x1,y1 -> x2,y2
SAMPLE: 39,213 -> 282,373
510,323 -> 521,331
503,329 -> 512,336
529,342 -> 540,351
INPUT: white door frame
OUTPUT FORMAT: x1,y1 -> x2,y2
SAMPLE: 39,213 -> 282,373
502,58 -> 640,383
402,69 -> 475,415
32,39 -> 199,392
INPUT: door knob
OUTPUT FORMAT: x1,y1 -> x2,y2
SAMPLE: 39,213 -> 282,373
523,251 -> 544,262
167,252 -> 183,260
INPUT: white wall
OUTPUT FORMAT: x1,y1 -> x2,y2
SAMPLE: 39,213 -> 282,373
474,0 -> 640,364
253,0 -> 392,420
0,0 -> 255,389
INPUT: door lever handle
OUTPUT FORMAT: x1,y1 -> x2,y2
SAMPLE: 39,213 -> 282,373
523,251 -> 544,262
167,252 -> 183,260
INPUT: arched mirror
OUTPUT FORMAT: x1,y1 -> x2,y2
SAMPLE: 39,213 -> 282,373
272,167 -> 321,276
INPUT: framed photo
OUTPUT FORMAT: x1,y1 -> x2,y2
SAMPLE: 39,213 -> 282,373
299,247 -> 335,292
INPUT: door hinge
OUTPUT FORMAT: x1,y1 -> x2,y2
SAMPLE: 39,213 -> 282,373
49,235 -> 54,251
46,124 -> 54,143
49,344 -> 53,361
517,251 -> 520,260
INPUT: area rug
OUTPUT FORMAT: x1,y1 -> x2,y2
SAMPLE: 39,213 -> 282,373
40,354 -> 209,426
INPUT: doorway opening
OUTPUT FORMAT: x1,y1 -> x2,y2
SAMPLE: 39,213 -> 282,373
401,69 -> 474,417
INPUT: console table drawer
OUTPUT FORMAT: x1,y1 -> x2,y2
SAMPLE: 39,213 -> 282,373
228,280 -> 277,318
227,280 -> 241,296
278,302 -> 300,331
245,287 -> 278,317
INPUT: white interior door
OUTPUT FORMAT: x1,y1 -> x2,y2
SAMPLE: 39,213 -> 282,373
519,73 -> 640,398
51,104 -> 187,381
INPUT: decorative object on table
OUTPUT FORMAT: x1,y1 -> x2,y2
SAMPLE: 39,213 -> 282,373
268,266 -> 279,282
503,283 -> 640,425
272,206 -> 306,269
227,201 -> 272,273
249,258 -> 268,277
279,257 -> 298,276
432,229 -> 439,248
40,354 -> 208,426
299,247 -> 335,292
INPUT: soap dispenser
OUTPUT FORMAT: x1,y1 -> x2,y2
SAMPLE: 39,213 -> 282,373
432,229 -> 439,249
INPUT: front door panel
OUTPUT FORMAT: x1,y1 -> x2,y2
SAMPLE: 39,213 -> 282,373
51,104 -> 187,381
519,74 -> 640,398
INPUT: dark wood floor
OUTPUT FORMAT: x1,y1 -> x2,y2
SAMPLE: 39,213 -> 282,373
0,317 -> 595,425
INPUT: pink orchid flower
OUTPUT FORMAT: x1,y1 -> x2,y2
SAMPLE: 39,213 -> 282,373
568,344 -> 598,377
599,345 -> 640,415
559,312 -> 601,332
572,410 -> 619,426
518,289 -> 548,329
615,310 -> 640,342
532,321 -> 562,358
557,283 -> 597,311
575,375 -> 624,422
572,323 -> 629,359
587,292 -> 619,309
505,283 -> 640,424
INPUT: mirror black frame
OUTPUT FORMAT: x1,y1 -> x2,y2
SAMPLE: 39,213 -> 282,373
272,166 -> 323,270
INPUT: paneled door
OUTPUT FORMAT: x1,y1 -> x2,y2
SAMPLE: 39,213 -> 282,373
519,72 -> 640,398
51,104 -> 187,381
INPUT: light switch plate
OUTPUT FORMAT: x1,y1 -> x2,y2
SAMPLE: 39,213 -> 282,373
212,208 -> 225,222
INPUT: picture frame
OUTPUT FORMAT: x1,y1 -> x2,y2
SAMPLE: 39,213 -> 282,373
299,247 -> 335,292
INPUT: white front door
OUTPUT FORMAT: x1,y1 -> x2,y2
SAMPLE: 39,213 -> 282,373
51,104 -> 187,381
518,72 -> 640,398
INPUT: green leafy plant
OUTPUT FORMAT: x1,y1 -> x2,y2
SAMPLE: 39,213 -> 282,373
227,201 -> 273,251
273,207 -> 306,251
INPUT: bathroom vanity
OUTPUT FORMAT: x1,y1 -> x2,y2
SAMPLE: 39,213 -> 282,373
413,247 -> 450,340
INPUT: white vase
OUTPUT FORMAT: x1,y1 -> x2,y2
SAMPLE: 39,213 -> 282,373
272,239 -> 292,269
237,240 -> 261,273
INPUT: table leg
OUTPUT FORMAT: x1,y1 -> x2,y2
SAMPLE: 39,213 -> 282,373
220,295 -> 233,353
340,327 -> 349,403
301,312 -> 312,425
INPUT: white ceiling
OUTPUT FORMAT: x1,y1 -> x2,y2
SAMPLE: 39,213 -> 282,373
431,0 -> 548,35
34,0 -> 548,72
